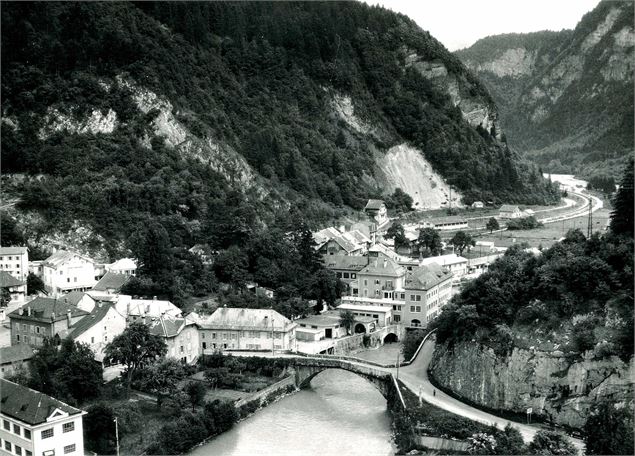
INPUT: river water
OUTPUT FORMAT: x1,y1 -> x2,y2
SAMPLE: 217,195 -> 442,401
190,369 -> 395,456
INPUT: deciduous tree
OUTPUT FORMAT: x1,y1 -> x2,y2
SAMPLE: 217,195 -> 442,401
450,231 -> 475,256
486,217 -> 499,233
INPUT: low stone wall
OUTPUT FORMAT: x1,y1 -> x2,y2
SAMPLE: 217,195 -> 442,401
419,436 -> 469,452
235,375 -> 296,408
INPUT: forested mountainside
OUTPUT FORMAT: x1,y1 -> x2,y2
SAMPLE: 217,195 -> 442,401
1,2 -> 558,302
456,0 -> 634,178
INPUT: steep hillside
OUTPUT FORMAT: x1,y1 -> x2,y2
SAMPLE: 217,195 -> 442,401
456,0 -> 634,178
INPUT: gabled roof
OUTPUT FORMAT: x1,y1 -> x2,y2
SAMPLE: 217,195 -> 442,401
0,344 -> 34,365
0,379 -> 84,425
198,307 -> 294,331
295,311 -> 341,328
67,302 -> 117,339
0,246 -> 28,255
329,234 -> 358,253
0,271 -> 24,288
93,271 -> 130,292
63,290 -> 91,307
499,205 -> 520,212
405,263 -> 452,291
9,297 -> 89,322
323,255 -> 368,271
148,315 -> 188,338
43,250 -> 94,268
364,199 -> 385,210
359,254 -> 405,277
107,258 -> 137,271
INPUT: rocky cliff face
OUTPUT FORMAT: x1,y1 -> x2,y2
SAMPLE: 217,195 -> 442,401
430,342 -> 634,429
456,0 -> 634,177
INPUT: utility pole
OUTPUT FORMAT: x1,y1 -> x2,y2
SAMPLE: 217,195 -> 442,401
271,310 -> 275,356
396,350 -> 400,380
114,417 -> 120,456
587,198 -> 593,238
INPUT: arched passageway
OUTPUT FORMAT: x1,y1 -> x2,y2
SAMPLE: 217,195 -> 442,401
383,332 -> 398,343
354,323 -> 367,334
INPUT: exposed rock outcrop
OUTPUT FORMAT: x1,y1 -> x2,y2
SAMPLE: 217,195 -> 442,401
38,108 -> 118,139
430,342 -> 634,429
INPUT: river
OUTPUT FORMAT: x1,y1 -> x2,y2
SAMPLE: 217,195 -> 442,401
190,369 -> 395,456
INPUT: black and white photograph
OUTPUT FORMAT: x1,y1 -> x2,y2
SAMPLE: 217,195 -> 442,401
0,1 -> 633,455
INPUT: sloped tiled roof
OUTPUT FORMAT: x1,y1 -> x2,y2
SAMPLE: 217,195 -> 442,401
63,290 -> 91,307
67,303 -> 115,339
0,379 -> 83,425
364,199 -> 385,210
0,344 -> 34,365
149,316 -> 186,337
0,246 -> 28,255
93,271 -> 129,292
43,250 -> 93,268
0,271 -> 24,288
359,254 -> 405,277
500,205 -> 520,212
8,297 -> 89,322
323,255 -> 368,271
199,307 -> 293,331
405,263 -> 452,291
107,258 -> 137,271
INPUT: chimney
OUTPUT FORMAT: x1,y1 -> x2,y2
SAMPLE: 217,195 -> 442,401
27,306 -> 32,317
383,258 -> 387,268
51,312 -> 55,322
67,309 -> 72,326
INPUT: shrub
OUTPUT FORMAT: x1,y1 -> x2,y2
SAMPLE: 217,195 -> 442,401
238,400 -> 260,419
112,402 -> 143,434
162,391 -> 190,418
527,430 -> 577,455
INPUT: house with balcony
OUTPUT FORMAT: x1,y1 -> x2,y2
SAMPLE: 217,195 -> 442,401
0,379 -> 86,456
355,254 -> 405,300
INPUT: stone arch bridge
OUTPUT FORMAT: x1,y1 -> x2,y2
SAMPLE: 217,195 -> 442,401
291,357 -> 405,407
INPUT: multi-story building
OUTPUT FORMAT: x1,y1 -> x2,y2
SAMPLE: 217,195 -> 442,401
148,315 -> 200,364
41,251 -> 98,296
193,307 -> 296,353
402,263 -> 453,328
322,255 -> 368,287
419,253 -> 468,279
8,298 -> 89,347
0,345 -> 34,379
0,379 -> 86,456
355,254 -> 406,300
105,258 -> 137,276
0,247 -> 29,282
364,199 -> 388,227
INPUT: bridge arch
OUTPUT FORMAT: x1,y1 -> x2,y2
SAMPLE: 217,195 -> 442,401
383,332 -> 398,343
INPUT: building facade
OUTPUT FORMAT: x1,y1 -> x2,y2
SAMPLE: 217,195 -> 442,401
42,251 -> 98,296
148,316 -> 200,364
194,308 -> 296,353
364,199 -> 388,227
0,247 -> 29,282
0,272 -> 26,304
0,379 -> 86,456
355,255 -> 406,300
402,263 -> 453,328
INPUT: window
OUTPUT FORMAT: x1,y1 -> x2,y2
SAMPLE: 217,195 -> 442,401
363,279 -> 368,286
64,444 -> 76,454
91,337 -> 95,343
394,315 -> 401,323
336,272 -> 342,278
201,333 -> 205,339
180,345 -> 184,353
351,273 -> 356,279
212,332 -> 216,339
415,306 -> 421,313
4,441 -> 11,452
3,419 -> 9,430
13,423 -> 20,435
21,324 -> 26,331
67,278 -> 70,283
41,428 -> 54,439
23,429 -> 31,440
375,279 -> 380,285
16,334 -> 20,342
36,326 -> 40,334
26,452 -> 32,456
60,270 -> 63,275
14,445 -> 22,456
63,422 -> 75,433
343,272 -> 349,279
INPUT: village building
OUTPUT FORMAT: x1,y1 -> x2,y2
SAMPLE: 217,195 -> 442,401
295,311 -> 348,342
322,255 -> 368,286
8,298 -> 89,347
0,345 -> 34,379
105,258 -> 137,276
0,379 -> 86,456
364,199 -> 389,227
471,201 -> 484,208
193,307 -> 296,353
27,261 -> 43,277
113,295 -> 182,323
148,315 -> 200,364
41,251 -> 98,296
354,254 -> 406,300
403,263 -> 453,327
314,227 -> 369,256
420,216 -> 469,231
336,302 -> 393,329
499,204 -> 523,219
0,271 -> 26,304
419,253 -> 469,279
0,247 -> 29,282
62,302 -> 126,363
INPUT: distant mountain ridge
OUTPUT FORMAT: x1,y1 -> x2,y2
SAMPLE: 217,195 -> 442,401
456,0 -> 634,178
